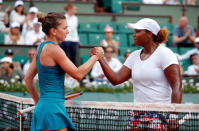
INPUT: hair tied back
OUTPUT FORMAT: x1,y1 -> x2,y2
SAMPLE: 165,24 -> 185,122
37,12 -> 46,24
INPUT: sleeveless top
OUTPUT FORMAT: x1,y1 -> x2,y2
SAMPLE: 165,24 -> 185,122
36,41 -> 65,99
31,41 -> 75,131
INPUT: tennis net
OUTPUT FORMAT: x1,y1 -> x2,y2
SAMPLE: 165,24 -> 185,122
0,93 -> 199,131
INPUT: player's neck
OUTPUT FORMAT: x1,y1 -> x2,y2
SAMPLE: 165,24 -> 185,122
45,37 -> 59,45
143,42 -> 158,54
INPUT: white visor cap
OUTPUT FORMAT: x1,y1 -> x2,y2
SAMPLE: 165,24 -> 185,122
127,18 -> 160,35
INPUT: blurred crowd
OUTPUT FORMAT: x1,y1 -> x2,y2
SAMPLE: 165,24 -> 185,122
0,0 -> 45,45
142,0 -> 197,5
95,0 -> 198,13
0,0 -> 199,88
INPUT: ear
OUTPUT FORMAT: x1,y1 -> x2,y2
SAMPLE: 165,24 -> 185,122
145,31 -> 153,39
49,28 -> 57,36
146,31 -> 153,36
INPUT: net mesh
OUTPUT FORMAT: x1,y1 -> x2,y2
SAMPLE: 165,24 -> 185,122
0,93 -> 199,131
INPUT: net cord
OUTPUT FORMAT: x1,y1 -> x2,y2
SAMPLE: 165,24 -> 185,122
1,93 -> 199,113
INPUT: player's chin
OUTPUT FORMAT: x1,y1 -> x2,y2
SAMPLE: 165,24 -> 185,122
134,41 -> 139,46
60,37 -> 66,42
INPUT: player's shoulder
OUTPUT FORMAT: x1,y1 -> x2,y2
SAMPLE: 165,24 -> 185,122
43,43 -> 63,56
157,45 -> 173,54
156,45 -> 178,60
128,49 -> 142,58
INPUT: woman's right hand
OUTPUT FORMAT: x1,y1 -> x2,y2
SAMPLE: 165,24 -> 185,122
91,47 -> 104,60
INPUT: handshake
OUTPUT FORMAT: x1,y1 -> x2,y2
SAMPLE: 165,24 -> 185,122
90,47 -> 104,60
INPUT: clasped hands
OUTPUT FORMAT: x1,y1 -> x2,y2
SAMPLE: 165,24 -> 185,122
90,47 -> 104,60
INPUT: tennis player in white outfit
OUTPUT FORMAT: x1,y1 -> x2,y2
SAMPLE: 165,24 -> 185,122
91,18 -> 182,130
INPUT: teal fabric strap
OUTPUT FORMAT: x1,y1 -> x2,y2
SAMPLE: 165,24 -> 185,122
45,41 -> 56,45
38,41 -> 56,57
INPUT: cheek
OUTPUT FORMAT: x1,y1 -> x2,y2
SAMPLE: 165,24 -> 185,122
133,34 -> 139,43
57,30 -> 67,40
134,33 -> 145,45
134,40 -> 139,46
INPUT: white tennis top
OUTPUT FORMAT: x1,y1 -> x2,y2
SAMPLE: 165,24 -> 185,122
124,45 -> 179,103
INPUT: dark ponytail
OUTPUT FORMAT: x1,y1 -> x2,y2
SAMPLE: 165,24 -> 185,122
37,12 -> 66,36
37,12 -> 45,24
153,28 -> 169,44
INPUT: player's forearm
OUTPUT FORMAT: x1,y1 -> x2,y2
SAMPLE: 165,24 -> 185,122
25,79 -> 39,104
171,86 -> 182,104
165,65 -> 182,103
99,59 -> 119,85
76,55 -> 98,81
171,75 -> 182,104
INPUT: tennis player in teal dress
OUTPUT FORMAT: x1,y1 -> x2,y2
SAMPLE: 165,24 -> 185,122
24,12 -> 104,131
31,41 -> 75,130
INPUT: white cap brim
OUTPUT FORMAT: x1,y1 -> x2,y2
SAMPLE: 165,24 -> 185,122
127,23 -> 146,30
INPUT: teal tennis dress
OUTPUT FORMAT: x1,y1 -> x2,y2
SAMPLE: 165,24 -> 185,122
31,41 -> 75,131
